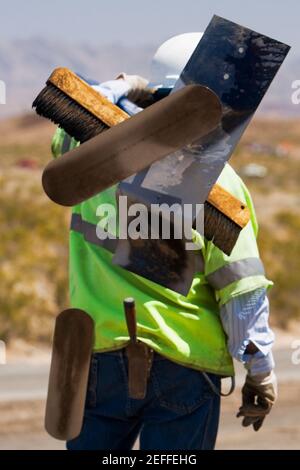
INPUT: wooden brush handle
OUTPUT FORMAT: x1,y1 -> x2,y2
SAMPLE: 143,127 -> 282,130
123,298 -> 137,343
207,184 -> 250,228
48,67 -> 129,127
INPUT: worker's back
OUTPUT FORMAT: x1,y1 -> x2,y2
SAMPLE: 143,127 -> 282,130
51,127 -> 271,376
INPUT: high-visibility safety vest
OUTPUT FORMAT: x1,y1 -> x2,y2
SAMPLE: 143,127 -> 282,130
51,127 -> 272,377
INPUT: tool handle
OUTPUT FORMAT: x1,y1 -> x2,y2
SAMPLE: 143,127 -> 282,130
123,298 -> 137,343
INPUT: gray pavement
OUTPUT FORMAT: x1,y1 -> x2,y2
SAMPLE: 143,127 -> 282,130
0,347 -> 299,450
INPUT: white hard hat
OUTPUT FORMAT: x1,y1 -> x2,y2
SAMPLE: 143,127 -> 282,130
150,32 -> 203,87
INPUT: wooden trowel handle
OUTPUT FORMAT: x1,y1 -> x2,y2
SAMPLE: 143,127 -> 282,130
123,298 -> 137,343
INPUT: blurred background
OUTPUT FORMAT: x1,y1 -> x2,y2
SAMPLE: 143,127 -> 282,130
0,0 -> 299,450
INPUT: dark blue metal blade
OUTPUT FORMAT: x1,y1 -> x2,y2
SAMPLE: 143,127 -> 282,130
114,15 -> 290,294
120,15 -> 290,207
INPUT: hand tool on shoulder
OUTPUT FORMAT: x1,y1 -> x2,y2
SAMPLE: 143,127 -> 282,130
32,66 -> 250,255
41,83 -> 222,207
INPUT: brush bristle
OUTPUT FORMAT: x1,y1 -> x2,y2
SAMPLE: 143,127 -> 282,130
32,82 -> 109,142
204,201 -> 241,255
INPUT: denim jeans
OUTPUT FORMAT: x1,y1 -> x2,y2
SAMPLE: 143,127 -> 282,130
67,349 -> 221,450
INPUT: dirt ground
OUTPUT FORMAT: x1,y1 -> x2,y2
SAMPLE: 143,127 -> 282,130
218,381 -> 300,450
0,381 -> 299,450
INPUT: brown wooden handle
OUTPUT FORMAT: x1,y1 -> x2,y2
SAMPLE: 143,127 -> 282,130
123,297 -> 137,343
207,184 -> 250,228
49,67 -> 129,127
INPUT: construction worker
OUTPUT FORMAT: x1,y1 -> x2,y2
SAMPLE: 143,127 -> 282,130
51,33 -> 277,450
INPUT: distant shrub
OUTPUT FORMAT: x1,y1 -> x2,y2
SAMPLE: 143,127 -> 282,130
259,211 -> 300,327
0,174 -> 69,343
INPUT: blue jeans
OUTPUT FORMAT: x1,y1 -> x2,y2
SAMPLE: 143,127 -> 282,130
67,349 -> 221,450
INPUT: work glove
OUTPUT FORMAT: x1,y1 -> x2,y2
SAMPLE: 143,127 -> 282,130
116,72 -> 153,103
237,370 -> 277,431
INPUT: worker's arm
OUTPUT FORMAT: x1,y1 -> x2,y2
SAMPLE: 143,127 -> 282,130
92,75 -> 148,115
51,75 -> 146,158
220,288 -> 277,431
220,287 -> 277,432
98,73 -> 150,104
203,164 -> 277,430
220,288 -> 275,376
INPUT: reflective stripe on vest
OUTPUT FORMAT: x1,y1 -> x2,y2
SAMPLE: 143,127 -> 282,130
71,213 -> 117,253
62,134 -> 72,154
206,258 -> 265,290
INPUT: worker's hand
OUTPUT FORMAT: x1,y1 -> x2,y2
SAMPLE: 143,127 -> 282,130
116,73 -> 152,103
237,370 -> 277,431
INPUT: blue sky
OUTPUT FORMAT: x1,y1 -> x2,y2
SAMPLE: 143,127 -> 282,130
0,0 -> 298,53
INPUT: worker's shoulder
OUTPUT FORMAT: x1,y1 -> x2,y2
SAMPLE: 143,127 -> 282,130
216,163 -> 250,202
